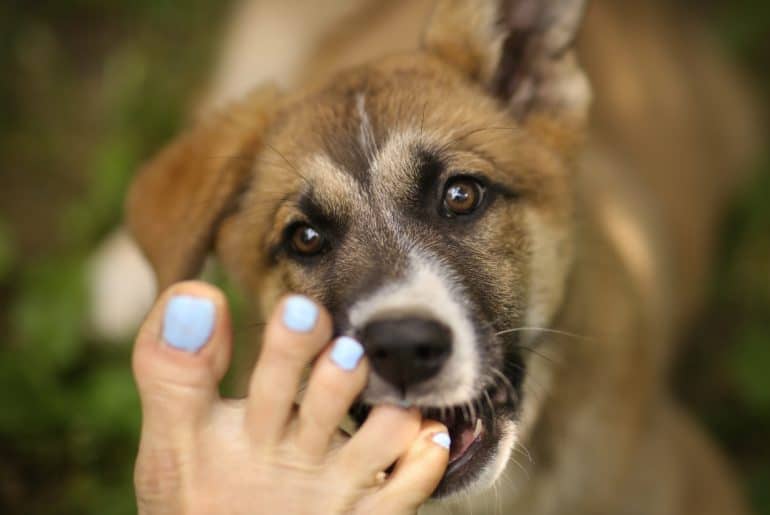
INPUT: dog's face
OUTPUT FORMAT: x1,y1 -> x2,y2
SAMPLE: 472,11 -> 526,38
237,58 -> 578,495
128,0 -> 590,499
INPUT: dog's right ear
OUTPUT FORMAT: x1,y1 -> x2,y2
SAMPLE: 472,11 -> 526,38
424,0 -> 590,132
126,85 -> 280,290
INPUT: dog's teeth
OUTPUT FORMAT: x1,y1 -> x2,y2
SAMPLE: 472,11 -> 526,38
473,418 -> 483,439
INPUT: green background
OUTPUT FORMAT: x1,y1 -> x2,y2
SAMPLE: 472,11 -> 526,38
0,1 -> 767,513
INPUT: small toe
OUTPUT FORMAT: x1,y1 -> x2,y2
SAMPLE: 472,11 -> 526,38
333,405 -> 421,485
372,420 -> 450,512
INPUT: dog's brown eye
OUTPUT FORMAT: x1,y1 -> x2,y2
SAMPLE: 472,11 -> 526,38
290,224 -> 324,255
443,177 -> 483,216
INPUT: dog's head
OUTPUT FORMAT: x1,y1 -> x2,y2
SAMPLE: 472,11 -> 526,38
127,0 -> 590,498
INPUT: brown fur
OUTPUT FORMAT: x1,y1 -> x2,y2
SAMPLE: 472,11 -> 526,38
126,0 -> 760,513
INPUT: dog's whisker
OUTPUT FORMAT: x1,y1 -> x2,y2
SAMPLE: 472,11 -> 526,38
495,326 -> 591,341
490,367 -> 515,395
513,345 -> 563,366
509,454 -> 531,480
435,125 -> 519,155
478,315 -> 504,333
513,366 -> 549,401
516,442 -> 534,465
419,100 -> 428,137
490,366 -> 519,408
263,142 -> 315,191
483,388 -> 497,422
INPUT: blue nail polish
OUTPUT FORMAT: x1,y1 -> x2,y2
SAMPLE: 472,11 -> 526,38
330,336 -> 364,371
162,295 -> 216,352
282,295 -> 318,332
432,432 -> 451,449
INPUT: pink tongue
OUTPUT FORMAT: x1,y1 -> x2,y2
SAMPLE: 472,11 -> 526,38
449,426 -> 477,463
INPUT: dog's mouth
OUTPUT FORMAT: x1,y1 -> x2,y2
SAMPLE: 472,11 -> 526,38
351,384 -> 517,497
421,403 -> 493,494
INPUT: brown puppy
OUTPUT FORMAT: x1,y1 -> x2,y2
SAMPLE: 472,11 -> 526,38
126,0 -> 760,513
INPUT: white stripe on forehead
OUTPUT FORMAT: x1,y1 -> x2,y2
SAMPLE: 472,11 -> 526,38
355,93 -> 377,163
348,249 -> 479,406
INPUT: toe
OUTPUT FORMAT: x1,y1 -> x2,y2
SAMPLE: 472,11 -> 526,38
245,294 -> 333,445
370,420 -> 450,513
333,405 -> 421,485
293,336 -> 368,458
132,281 -> 232,434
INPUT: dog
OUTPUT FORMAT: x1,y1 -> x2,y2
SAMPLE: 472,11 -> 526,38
124,0 -> 761,512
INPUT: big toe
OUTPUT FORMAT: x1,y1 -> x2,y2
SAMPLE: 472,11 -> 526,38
132,281 -> 232,434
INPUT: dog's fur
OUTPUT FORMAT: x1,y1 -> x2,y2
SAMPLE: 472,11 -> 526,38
126,0 -> 761,513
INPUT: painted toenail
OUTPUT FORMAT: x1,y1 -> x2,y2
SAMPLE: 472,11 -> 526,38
330,336 -> 364,371
162,295 -> 216,352
432,432 -> 451,450
282,295 -> 318,332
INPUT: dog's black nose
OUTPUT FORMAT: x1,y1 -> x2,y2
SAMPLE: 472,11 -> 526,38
360,317 -> 452,391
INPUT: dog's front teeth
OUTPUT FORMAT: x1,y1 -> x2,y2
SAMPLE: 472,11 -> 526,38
473,418 -> 483,438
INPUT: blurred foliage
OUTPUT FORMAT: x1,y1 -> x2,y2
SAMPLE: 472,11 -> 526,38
677,165 -> 770,514
0,1 -> 767,514
0,1 -> 232,513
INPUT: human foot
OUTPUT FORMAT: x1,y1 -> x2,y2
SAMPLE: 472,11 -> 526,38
132,281 -> 449,515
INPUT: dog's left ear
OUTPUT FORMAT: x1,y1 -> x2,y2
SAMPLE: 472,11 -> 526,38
125,85 -> 280,289
424,0 -> 590,130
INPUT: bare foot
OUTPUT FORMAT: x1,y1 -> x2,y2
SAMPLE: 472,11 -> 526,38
132,281 -> 449,515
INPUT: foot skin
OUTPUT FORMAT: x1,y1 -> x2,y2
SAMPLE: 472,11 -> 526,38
133,281 -> 449,515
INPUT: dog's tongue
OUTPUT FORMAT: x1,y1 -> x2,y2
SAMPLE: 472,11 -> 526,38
449,419 -> 482,463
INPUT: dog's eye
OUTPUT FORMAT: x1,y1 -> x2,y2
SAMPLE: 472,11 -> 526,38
289,223 -> 325,256
442,177 -> 484,216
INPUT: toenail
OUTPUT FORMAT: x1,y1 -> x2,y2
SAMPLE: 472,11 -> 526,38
432,432 -> 451,450
330,336 -> 364,371
162,295 -> 216,352
282,295 -> 318,332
